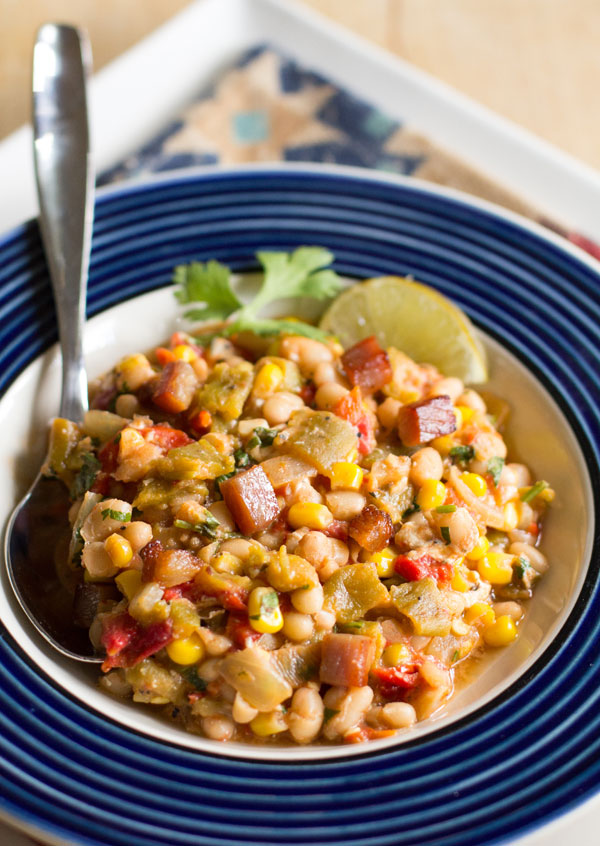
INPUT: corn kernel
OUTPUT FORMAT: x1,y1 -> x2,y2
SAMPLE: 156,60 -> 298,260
253,363 -> 284,397
115,569 -> 142,600
116,353 -> 154,390
503,502 -> 519,531
416,479 -> 447,511
369,547 -> 396,578
451,618 -> 470,636
460,472 -> 488,497
250,709 -> 288,737
453,407 -> 463,429
287,502 -> 333,531
483,615 -> 518,647
464,601 -> 496,627
172,343 -> 198,362
104,534 -> 133,568
212,552 -> 244,575
382,643 -> 411,666
430,434 -> 455,456
538,487 -> 555,503
248,586 -> 284,634
451,565 -> 471,592
330,461 -> 364,490
455,405 -> 475,425
478,552 -> 514,585
166,634 -> 205,665
466,535 -> 490,561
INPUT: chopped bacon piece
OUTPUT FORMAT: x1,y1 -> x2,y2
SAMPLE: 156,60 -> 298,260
101,612 -> 173,670
152,360 -> 197,414
144,547 -> 202,588
373,664 -> 421,699
320,633 -> 376,686
321,519 -> 349,541
397,395 -> 456,447
348,504 -> 393,552
333,386 -> 377,455
394,554 -> 453,584
219,465 -> 280,535
341,336 -> 392,393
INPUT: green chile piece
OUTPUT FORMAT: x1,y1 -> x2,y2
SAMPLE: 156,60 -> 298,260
155,438 -> 234,481
390,577 -> 453,637
196,361 -> 254,422
323,562 -> 389,624
276,409 -> 357,474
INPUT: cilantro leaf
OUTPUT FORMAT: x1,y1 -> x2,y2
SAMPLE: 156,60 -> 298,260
102,508 -> 131,523
440,526 -> 451,545
70,452 -> 101,499
174,260 -> 242,321
449,445 -> 475,466
247,247 -> 342,315
487,456 -> 505,487
175,247 -> 343,341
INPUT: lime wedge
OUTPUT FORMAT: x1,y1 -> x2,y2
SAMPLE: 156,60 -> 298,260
319,276 -> 488,384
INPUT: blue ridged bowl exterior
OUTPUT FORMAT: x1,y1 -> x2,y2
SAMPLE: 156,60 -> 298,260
1,167 -> 599,846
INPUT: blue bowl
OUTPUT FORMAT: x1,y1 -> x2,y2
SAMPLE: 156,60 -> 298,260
1,165 -> 600,846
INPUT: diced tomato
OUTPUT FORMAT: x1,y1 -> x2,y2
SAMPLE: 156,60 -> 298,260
194,566 -> 249,611
101,613 -> 173,670
373,664 -> 420,699
188,409 -> 212,435
344,725 -> 397,744
155,346 -> 176,366
528,521 -> 540,537
341,336 -> 392,393
226,614 -> 262,649
333,387 -> 377,455
299,381 -> 317,407
98,437 -> 120,473
394,553 -> 453,584
139,424 -> 194,450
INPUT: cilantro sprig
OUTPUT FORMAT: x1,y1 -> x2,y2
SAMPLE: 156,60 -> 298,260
174,247 -> 343,341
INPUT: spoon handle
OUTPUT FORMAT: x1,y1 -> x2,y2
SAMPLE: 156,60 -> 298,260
33,24 -> 94,423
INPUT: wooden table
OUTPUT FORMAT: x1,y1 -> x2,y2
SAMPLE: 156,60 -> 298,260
1,0 -> 598,167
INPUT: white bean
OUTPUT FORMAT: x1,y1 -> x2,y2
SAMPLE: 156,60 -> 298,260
508,542 -> 549,573
297,532 -> 349,570
315,381 -> 348,410
291,584 -> 324,614
282,612 -> 314,642
232,693 -> 258,724
279,336 -> 333,374
381,702 -> 417,729
263,392 -> 305,425
314,610 -> 336,631
120,521 -> 153,553
492,601 -> 524,621
505,463 -> 532,487
428,377 -> 464,402
322,686 -> 373,740
325,491 -> 366,521
202,715 -> 234,742
288,687 -> 324,744
115,393 -> 140,418
81,542 -> 118,579
409,447 -> 443,487
419,660 -> 451,689
377,397 -> 401,429
81,498 -> 133,543
219,538 -> 259,559
238,417 -> 269,437
208,501 -> 236,532
456,389 -> 486,413
313,361 -> 336,387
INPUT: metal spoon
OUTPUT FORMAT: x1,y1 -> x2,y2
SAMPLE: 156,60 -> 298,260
4,24 -> 102,661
